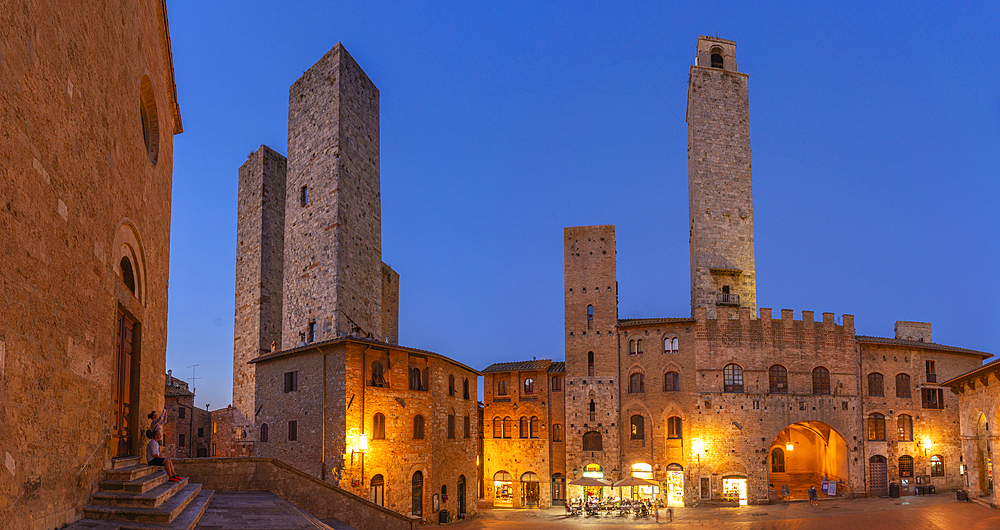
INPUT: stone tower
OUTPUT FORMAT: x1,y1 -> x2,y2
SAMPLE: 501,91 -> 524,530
233,145 -> 286,420
687,36 -> 756,318
563,225 -> 621,481
282,43 -> 384,348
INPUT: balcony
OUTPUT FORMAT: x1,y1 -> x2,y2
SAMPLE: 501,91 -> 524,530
717,292 -> 740,306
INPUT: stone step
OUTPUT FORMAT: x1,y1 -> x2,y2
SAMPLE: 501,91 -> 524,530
84,483 -> 202,525
105,464 -> 158,482
92,477 -> 189,508
112,456 -> 142,470
100,469 -> 169,494
71,489 -> 213,530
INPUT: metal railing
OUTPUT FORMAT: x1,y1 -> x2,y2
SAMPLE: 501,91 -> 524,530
78,419 -> 116,476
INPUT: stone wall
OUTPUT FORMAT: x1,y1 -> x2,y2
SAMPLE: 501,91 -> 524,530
687,36 -> 756,317
948,365 -> 1000,506
381,263 -> 400,344
210,405 -> 254,458
0,1 -> 180,527
233,145 -> 286,421
172,457 -> 420,530
283,43 -> 383,347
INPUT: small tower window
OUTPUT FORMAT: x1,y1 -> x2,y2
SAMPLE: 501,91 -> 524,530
587,305 -> 593,329
300,185 -> 309,206
588,351 -> 595,376
120,257 -> 136,294
710,49 -> 724,69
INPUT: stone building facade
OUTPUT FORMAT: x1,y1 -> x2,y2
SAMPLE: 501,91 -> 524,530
210,405 -> 254,458
481,360 -> 565,508
252,338 -> 480,520
481,35 -> 991,508
162,371 -> 212,459
943,359 -> 1000,505
0,1 -> 181,527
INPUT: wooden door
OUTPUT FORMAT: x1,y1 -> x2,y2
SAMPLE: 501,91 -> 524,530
869,456 -> 888,497
113,310 -> 136,457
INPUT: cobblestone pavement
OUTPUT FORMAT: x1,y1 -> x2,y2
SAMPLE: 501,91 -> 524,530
195,491 -> 352,530
451,496 -> 1000,529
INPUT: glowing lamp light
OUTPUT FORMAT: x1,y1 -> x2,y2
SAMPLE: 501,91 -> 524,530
358,433 -> 369,452
922,437 -> 932,449
786,443 -> 794,451
692,438 -> 705,456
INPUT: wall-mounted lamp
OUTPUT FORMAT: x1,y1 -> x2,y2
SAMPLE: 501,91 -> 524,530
351,433 -> 369,486
786,442 -> 794,451
692,438 -> 705,463
922,437 -> 932,456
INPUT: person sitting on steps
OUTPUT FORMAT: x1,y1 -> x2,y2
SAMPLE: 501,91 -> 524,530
146,429 -> 182,482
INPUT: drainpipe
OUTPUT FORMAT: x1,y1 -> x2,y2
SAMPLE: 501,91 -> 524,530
317,345 -> 326,480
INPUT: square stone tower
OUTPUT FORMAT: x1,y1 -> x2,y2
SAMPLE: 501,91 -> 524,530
687,36 -> 756,318
283,43 -> 384,348
563,225 -> 621,482
233,145 -> 286,420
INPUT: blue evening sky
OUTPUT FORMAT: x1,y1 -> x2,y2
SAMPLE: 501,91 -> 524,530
165,1 -> 999,409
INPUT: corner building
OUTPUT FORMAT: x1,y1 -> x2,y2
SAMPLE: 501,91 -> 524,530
482,35 -> 991,508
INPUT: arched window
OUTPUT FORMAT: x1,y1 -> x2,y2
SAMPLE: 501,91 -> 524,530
667,416 -> 682,439
552,423 -> 563,442
497,378 -> 508,396
503,417 -> 514,439
260,423 -> 268,443
410,368 -> 423,391
898,455 -> 914,478
413,415 -> 425,439
523,378 -> 534,395
519,417 -> 529,438
373,413 -> 386,440
930,455 -> 944,477
449,374 -> 456,396
530,416 -> 539,438
710,49 -> 724,69
769,365 -> 787,393
897,414 -> 913,441
630,415 -> 644,440
587,305 -> 593,329
411,471 -> 424,516
588,351 -> 595,376
771,447 -> 785,473
812,367 -> 831,395
664,337 -> 679,353
629,372 -> 645,393
868,372 -> 884,396
371,361 -> 387,387
589,398 -> 596,421
492,417 -> 501,439
896,373 -> 911,398
583,431 -> 602,451
663,371 -> 679,392
723,364 -> 743,393
120,257 -> 136,294
447,410 -> 456,439
463,378 -> 470,399
371,474 -> 385,506
629,339 -> 644,355
867,413 -> 886,441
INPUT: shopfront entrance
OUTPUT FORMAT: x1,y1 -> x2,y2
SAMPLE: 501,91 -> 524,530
493,470 -> 513,507
722,476 -> 748,506
666,463 -> 684,507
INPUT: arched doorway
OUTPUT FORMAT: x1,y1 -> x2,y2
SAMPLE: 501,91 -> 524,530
520,472 -> 540,506
977,413 -> 993,496
582,464 -> 604,502
631,463 -> 654,500
869,455 -> 888,497
493,470 -> 513,507
769,421 -> 850,501
371,474 -> 385,506
458,475 -> 466,515
412,471 -> 424,516
551,473 -> 565,506
665,463 -> 684,507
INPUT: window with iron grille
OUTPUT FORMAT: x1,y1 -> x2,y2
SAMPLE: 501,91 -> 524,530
868,372 -> 884,396
769,365 -> 787,393
899,455 -> 914,477
812,367 -> 830,395
724,364 -> 743,393
867,413 -> 885,441
896,373 -> 911,398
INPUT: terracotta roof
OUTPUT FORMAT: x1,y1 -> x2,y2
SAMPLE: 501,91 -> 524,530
856,335 -> 992,359
618,317 -> 695,326
165,377 -> 194,397
482,360 -> 552,373
547,362 -> 566,373
249,336 -> 482,375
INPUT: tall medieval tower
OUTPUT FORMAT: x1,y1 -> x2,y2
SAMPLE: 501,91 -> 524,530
563,226 -> 621,481
687,36 -> 756,318
282,43 -> 384,348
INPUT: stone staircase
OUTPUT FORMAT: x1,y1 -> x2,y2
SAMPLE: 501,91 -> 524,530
69,456 -> 214,530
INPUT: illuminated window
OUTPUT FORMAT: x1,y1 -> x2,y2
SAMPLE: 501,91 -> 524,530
868,372 -> 884,396
897,414 -> 913,441
630,415 -> 644,440
771,447 -> 785,472
373,413 -> 386,440
724,364 -> 743,393
812,367 -> 830,395
930,455 -> 944,477
899,455 -> 914,478
867,413 -> 885,441
769,365 -> 787,393
667,416 -> 682,439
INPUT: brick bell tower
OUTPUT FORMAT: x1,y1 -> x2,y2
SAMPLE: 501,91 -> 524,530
687,36 -> 757,318
563,225 -> 621,482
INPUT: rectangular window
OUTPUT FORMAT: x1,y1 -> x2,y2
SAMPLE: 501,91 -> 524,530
179,434 -> 185,447
447,414 -> 456,439
212,443 -> 216,456
307,322 -> 317,343
178,407 -> 186,419
551,376 -> 561,392
288,420 -> 298,441
213,422 -> 217,434
464,415 -> 471,438
752,400 -> 760,410
922,388 -> 944,409
300,185 -> 308,206
198,427 -> 204,437
925,360 -> 936,383
284,371 -> 298,393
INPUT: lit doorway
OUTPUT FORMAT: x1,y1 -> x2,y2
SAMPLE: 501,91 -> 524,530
722,476 -> 747,506
666,463 -> 684,507
631,463 -> 654,500
493,470 -> 513,507
520,472 -> 539,507
769,421 -> 850,501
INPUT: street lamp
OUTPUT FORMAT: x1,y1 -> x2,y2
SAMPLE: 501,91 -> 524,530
352,433 -> 368,487
786,442 -> 794,451
922,437 -> 932,456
